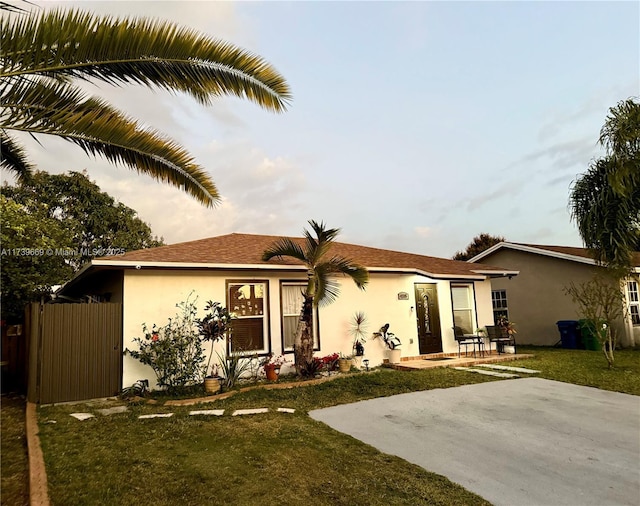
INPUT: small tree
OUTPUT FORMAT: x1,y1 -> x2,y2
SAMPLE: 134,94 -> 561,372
564,273 -> 626,368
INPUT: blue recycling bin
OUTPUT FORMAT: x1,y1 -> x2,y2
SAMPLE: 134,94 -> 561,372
556,320 -> 580,349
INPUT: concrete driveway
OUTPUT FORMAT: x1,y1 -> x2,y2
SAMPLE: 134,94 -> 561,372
309,378 -> 640,506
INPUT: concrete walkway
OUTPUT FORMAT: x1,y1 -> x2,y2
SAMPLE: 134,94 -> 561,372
310,378 -> 640,506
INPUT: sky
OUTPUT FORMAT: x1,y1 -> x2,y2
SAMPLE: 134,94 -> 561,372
5,0 -> 640,258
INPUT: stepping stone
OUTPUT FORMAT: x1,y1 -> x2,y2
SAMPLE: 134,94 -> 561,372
277,408 -> 295,413
189,409 -> 225,416
453,367 -> 519,378
232,408 -> 269,416
97,406 -> 129,416
70,413 -> 94,421
476,364 -> 540,374
138,413 -> 174,419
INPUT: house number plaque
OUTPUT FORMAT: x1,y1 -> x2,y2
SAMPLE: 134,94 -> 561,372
397,292 -> 409,300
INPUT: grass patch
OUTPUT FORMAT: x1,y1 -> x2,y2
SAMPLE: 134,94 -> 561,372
1,395 -> 29,506
505,346 -> 640,395
36,349 -> 639,505
38,368 -> 494,506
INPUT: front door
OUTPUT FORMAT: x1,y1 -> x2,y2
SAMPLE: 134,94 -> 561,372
415,283 -> 442,354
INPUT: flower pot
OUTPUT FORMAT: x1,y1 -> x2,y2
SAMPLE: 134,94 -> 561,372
387,349 -> 401,364
264,364 -> 280,381
338,358 -> 352,373
204,377 -> 221,394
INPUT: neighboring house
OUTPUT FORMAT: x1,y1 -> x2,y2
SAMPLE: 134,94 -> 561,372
57,233 -> 517,388
468,243 -> 640,348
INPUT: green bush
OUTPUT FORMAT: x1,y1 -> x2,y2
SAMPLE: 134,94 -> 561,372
126,294 -> 205,394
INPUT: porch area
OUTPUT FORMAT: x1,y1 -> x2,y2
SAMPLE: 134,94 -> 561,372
386,351 -> 535,371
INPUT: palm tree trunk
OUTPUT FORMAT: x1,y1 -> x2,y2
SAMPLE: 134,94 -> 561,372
294,294 -> 314,373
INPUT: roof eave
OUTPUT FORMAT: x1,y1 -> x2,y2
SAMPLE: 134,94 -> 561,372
468,242 -> 598,266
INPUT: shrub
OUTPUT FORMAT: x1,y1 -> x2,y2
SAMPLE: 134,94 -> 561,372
125,294 -> 205,394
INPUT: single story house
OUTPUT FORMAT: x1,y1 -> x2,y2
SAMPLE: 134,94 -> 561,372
57,233 -> 517,389
468,242 -> 640,348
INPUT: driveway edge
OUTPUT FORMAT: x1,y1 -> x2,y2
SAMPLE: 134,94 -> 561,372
26,402 -> 50,506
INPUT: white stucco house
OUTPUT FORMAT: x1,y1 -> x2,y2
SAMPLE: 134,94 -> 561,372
57,233 -> 517,388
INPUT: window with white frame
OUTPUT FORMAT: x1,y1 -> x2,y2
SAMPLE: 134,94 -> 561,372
451,284 -> 475,334
627,280 -> 640,325
228,281 -> 268,353
280,282 -> 317,351
491,289 -> 509,323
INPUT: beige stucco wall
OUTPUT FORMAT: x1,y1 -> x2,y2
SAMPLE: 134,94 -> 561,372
477,250 -> 635,347
118,268 -> 496,388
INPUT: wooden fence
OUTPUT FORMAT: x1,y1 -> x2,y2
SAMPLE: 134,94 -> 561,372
27,303 -> 123,404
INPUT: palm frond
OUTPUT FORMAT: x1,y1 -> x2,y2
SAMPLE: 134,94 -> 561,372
570,157 -> 639,270
1,78 -> 219,205
313,257 -> 368,306
2,8 -> 292,112
261,237 -> 306,263
0,129 -> 34,180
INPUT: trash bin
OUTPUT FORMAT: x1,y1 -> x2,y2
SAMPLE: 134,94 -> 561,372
578,319 -> 602,351
556,320 -> 580,349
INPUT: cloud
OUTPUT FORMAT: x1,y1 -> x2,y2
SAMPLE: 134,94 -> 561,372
414,226 -> 433,238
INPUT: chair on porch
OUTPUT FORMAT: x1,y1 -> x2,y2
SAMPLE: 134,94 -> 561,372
453,326 -> 477,358
486,325 -> 516,354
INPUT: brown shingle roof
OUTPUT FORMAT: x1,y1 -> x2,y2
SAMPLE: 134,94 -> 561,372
101,233 -> 513,277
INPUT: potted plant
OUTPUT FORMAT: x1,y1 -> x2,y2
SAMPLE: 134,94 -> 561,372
338,352 -> 353,373
197,301 -> 234,390
373,323 -> 402,364
261,353 -> 286,381
349,311 -> 368,368
203,364 -> 222,394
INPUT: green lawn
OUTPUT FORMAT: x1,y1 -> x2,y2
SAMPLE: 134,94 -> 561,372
0,395 -> 29,506
514,346 -> 640,395
29,347 -> 640,505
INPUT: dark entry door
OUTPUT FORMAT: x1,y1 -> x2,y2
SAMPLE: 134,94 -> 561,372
415,284 -> 442,354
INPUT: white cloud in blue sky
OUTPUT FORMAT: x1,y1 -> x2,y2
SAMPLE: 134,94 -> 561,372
6,0 -> 639,258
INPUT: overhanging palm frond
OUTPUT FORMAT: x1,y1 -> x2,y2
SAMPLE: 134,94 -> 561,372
1,78 -> 219,205
0,129 -> 34,181
570,157 -> 639,269
304,220 -> 340,264
313,256 -> 369,306
2,8 -> 292,112
261,237 -> 306,263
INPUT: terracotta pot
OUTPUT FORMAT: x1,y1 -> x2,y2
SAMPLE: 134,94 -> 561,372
204,377 -> 221,394
264,364 -> 279,381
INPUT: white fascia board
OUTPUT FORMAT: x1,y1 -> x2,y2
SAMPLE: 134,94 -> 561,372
471,269 -> 520,278
366,266 -> 488,280
468,242 -> 598,266
91,260 -> 308,271
91,261 -> 501,280
467,242 -> 507,262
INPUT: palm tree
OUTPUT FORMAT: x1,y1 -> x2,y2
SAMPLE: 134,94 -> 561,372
0,7 -> 291,205
262,220 -> 369,372
570,98 -> 639,270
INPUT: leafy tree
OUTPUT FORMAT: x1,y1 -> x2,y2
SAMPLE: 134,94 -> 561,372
0,7 -> 291,204
2,170 -> 163,269
453,233 -> 505,261
564,274 -> 626,368
262,221 -> 369,373
0,194 -> 73,322
570,98 -> 640,270
1,171 -> 164,322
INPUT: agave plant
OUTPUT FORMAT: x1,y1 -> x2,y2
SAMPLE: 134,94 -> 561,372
0,6 -> 291,205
